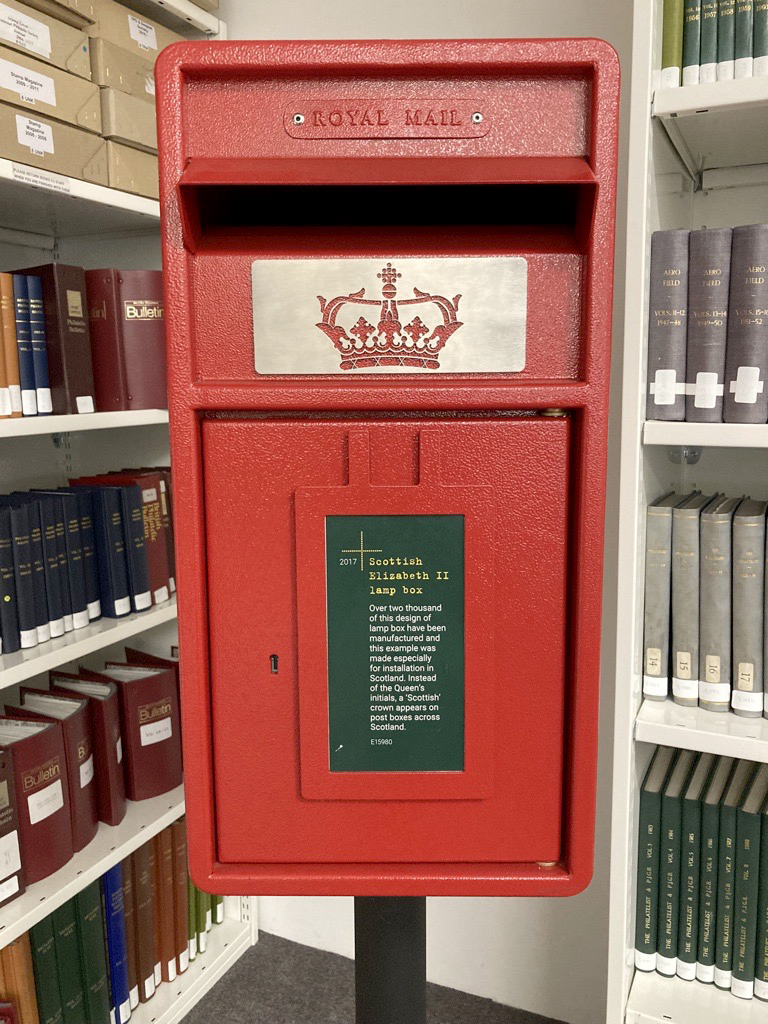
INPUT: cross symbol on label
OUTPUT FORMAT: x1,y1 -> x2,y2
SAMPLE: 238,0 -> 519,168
649,369 -> 686,405
729,366 -> 765,404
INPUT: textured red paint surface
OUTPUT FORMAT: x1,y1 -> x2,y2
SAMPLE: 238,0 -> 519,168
155,39 -> 620,896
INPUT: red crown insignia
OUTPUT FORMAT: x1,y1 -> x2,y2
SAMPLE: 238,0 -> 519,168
316,263 -> 463,370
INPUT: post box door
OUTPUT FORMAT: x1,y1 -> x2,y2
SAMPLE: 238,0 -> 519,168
203,415 -> 570,866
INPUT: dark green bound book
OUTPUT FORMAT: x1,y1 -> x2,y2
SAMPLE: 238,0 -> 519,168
52,899 -> 86,1024
699,0 -> 719,81
30,917 -> 63,1024
715,760 -> 758,988
754,797 -> 768,1000
718,0 -> 737,78
735,0 -> 755,77
677,752 -> 716,979
195,885 -> 208,955
697,756 -> 735,982
732,764 -> 768,998
75,881 -> 112,1024
683,0 -> 702,84
635,747 -> 678,971
756,0 -> 768,73
658,749 -> 698,976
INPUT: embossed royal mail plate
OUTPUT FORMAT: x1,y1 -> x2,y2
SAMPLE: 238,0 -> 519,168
251,257 -> 527,374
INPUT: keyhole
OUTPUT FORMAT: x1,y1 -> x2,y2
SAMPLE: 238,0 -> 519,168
270,654 -> 279,674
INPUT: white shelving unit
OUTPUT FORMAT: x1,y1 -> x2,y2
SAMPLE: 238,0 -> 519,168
0,410 -> 169,438
0,598 -> 177,689
607,3 -> 768,1023
0,3 -> 253,1018
0,787 -> 185,947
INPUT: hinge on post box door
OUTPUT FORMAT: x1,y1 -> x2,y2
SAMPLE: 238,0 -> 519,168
667,446 -> 701,465
539,408 -> 569,418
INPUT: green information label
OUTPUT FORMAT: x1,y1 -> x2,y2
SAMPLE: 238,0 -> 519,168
326,515 -> 465,772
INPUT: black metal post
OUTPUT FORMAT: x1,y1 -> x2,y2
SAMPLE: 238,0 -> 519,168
354,897 -> 427,1024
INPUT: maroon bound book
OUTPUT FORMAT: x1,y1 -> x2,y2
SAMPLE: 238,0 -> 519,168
70,472 -> 170,606
9,689 -> 99,852
17,263 -> 96,415
127,467 -> 176,596
123,648 -> 180,729
0,750 -> 23,908
84,269 -> 167,411
101,664 -> 182,800
49,670 -> 127,827
0,716 -> 73,884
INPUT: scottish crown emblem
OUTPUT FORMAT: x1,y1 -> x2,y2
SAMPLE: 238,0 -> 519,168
316,263 -> 463,370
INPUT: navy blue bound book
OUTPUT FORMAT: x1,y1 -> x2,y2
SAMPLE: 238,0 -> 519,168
101,864 -> 131,1024
11,275 -> 36,416
26,276 -> 52,416
0,508 -> 20,655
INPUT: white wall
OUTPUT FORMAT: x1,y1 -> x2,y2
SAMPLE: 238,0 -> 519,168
215,2 -> 632,1021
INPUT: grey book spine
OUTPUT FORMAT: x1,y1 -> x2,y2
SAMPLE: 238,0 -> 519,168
672,506 -> 703,705
732,503 -> 766,717
699,508 -> 735,711
644,505 -> 674,699
685,228 -> 732,422
723,224 -> 768,423
647,229 -> 690,421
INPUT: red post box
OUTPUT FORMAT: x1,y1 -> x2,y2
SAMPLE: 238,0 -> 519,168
155,39 -> 619,898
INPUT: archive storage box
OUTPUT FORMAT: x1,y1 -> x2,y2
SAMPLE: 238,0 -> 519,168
0,99 -> 106,181
156,39 -> 619,898
99,85 -> 155,150
0,44 -> 100,131
106,139 -> 157,197
0,0 -> 90,78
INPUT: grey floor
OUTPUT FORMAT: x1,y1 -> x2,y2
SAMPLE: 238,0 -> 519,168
182,931 -> 566,1024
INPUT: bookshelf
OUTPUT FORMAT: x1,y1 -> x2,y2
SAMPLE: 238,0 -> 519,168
0,3 -> 253,1019
0,597 -> 178,689
607,2 -> 768,1022
0,786 -> 185,949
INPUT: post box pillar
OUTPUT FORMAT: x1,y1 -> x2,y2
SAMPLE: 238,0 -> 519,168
355,897 -> 427,1024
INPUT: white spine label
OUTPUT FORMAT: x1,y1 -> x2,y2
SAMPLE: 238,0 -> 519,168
128,15 -> 157,50
116,736 -> 123,763
15,114 -> 53,155
76,395 -> 94,413
114,595 -> 131,616
705,654 -> 721,683
732,689 -> 764,714
153,586 -> 169,604
0,3 -> 51,58
0,57 -> 55,105
27,779 -> 63,824
0,829 -> 21,880
699,679 -> 730,703
142,487 -> 157,502
36,387 -> 52,414
755,977 -> 768,1000
79,754 -> 94,788
643,675 -> 668,698
0,874 -> 19,902
673,677 -> 699,700
140,717 -> 172,747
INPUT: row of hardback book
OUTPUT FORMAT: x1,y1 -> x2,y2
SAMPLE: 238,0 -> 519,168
0,820 -> 223,1024
0,649 -> 182,897
646,224 -> 768,424
0,267 -> 167,419
643,491 -> 768,715
661,0 -> 768,88
636,747 -> 768,1001
0,469 -> 175,658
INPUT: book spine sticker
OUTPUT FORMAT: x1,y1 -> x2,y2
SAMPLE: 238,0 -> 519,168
756,0 -> 768,72
27,778 -> 63,824
662,0 -> 685,87
700,0 -> 719,80
683,0 -> 702,84
685,227 -> 732,423
735,0 -> 755,77
719,0 -> 737,78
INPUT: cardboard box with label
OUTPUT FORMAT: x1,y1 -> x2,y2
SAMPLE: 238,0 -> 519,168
106,138 -> 156,197
100,85 -> 154,150
0,43 -> 100,130
0,0 -> 90,78
1,99 -> 106,181
88,0 -> 182,60
90,36 -> 151,100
